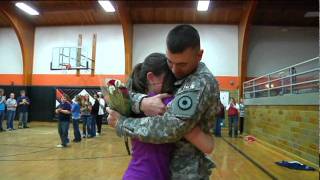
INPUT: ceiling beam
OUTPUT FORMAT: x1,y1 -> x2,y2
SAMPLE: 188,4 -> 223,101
114,1 -> 133,80
0,2 -> 35,86
127,1 -> 244,9
238,0 -> 257,98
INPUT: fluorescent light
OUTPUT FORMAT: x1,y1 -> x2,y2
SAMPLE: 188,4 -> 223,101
197,0 -> 210,11
15,2 -> 39,16
98,1 -> 115,12
304,11 -> 319,18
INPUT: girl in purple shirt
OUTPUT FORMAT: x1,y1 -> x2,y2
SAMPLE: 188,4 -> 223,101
123,53 -> 214,180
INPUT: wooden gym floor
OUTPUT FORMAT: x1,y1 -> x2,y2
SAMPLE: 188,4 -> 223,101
0,121 -> 318,180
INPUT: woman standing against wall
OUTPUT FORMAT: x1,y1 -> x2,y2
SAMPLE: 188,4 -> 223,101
226,97 -> 239,138
239,98 -> 245,135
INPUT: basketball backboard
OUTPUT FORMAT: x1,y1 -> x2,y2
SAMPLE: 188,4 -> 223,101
50,47 -> 92,70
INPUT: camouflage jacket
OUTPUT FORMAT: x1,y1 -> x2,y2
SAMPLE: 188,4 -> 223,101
117,62 -> 220,180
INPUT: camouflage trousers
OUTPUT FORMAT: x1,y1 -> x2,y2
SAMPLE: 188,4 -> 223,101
170,153 -> 215,180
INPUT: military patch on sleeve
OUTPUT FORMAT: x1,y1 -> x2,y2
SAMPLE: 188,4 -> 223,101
170,90 -> 201,119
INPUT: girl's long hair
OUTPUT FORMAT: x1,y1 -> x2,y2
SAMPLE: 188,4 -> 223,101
131,53 -> 176,94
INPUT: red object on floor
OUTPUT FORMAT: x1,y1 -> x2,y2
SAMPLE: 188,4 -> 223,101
244,135 -> 256,142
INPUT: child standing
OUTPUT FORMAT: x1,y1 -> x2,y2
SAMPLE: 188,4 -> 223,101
6,93 -> 17,131
56,94 -> 71,147
71,96 -> 81,142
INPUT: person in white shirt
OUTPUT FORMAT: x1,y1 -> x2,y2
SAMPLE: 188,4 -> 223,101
96,92 -> 105,135
226,97 -> 239,138
239,98 -> 245,135
6,93 -> 17,131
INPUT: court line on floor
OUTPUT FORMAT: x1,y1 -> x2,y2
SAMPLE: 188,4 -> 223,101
0,147 -> 55,158
0,143 -> 52,149
221,137 -> 278,180
0,154 -> 129,162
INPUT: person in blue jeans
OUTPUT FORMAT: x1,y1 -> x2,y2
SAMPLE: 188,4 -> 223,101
80,94 -> 92,138
226,97 -> 239,138
6,93 -> 17,131
0,89 -> 6,132
214,100 -> 225,137
17,90 -> 30,128
56,94 -> 71,148
71,95 -> 81,142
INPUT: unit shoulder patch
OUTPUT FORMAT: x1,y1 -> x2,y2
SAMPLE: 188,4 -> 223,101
170,89 -> 201,119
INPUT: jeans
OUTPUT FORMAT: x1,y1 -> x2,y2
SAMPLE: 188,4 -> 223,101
58,120 -> 70,146
0,110 -> 5,130
72,118 -> 81,141
215,117 -> 223,137
82,115 -> 91,136
90,115 -> 96,137
19,112 -> 28,128
6,110 -> 16,129
228,115 -> 238,137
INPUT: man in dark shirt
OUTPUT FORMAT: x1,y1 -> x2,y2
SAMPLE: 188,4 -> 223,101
56,94 -> 71,148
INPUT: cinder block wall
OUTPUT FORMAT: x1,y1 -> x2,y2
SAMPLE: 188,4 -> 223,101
245,105 -> 318,165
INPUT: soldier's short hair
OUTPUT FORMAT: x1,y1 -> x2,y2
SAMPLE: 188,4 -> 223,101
166,24 -> 200,53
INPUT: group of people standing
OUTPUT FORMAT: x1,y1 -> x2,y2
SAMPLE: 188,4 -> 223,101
214,97 -> 245,138
0,89 -> 30,131
55,92 -> 106,148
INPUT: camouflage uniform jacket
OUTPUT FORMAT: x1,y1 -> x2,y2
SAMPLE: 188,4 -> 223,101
117,62 -> 220,180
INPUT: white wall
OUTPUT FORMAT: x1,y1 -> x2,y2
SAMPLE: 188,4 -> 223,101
33,25 -> 125,75
247,26 -> 319,77
133,24 -> 239,76
0,28 -> 23,74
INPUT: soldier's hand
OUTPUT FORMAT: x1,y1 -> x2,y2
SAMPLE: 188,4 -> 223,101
106,107 -> 120,128
141,93 -> 170,116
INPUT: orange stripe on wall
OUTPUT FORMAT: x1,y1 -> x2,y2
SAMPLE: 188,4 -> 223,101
0,74 -> 24,86
0,74 -> 239,90
215,76 -> 239,90
32,74 -> 126,86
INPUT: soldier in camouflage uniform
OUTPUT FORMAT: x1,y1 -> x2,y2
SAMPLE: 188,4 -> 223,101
107,24 -> 220,180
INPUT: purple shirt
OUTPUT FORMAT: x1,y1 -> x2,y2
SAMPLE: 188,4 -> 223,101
123,93 -> 174,180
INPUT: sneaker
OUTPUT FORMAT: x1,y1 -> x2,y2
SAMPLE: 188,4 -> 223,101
18,126 -> 22,129
56,144 -> 64,148
96,132 -> 100,136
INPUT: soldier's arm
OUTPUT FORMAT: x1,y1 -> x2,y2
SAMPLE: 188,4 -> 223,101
116,77 -> 216,144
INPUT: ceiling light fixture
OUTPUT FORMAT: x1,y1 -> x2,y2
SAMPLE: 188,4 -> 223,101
15,2 -> 39,16
98,1 -> 115,12
304,11 -> 319,18
197,0 -> 210,11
